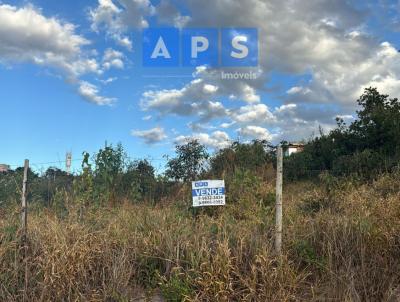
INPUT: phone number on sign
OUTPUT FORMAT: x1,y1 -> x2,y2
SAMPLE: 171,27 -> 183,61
197,195 -> 224,205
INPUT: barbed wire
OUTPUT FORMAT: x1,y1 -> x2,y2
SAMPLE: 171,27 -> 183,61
5,155 -> 168,175
7,158 -> 84,168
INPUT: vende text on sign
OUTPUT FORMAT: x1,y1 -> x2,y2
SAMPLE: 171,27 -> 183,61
192,180 -> 225,207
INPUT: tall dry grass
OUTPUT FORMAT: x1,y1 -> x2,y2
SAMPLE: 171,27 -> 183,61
1,173 -> 400,301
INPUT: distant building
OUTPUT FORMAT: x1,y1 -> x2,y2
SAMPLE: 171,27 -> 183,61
283,143 -> 304,157
0,164 -> 10,173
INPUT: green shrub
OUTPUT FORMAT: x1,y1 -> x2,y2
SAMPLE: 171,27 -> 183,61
159,272 -> 193,301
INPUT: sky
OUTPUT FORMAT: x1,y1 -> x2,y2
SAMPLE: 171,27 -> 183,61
1,0 -> 400,172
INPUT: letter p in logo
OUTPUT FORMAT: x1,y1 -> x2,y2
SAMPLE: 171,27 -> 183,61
183,29 -> 218,67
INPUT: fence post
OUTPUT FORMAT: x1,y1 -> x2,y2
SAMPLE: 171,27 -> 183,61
21,159 -> 29,301
275,146 -> 283,257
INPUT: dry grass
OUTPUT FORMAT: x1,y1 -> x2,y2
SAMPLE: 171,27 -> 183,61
1,174 -> 400,301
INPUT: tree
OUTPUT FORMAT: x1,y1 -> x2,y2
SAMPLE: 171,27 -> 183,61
209,140 -> 273,178
166,139 -> 209,181
124,159 -> 156,201
94,143 -> 126,204
350,87 -> 400,154
35,167 -> 73,206
284,87 -> 400,179
0,167 -> 38,206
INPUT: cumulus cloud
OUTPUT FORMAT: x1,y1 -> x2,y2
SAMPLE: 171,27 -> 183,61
141,66 -> 261,122
78,81 -> 116,105
138,0 -> 400,142
238,126 -> 273,141
102,48 -> 124,70
286,41 -> 400,110
141,75 -> 227,119
5,0 -> 400,142
227,102 -> 335,142
154,0 -> 191,28
230,104 -> 276,125
0,3 -> 115,105
89,0 -> 155,50
0,4 -> 95,77
89,0 -> 123,32
132,127 -> 167,144
176,130 -> 231,149
86,0 -> 400,118
98,77 -> 117,85
89,0 -> 133,50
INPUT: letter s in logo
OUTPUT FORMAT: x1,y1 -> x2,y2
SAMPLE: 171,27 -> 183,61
231,36 -> 249,59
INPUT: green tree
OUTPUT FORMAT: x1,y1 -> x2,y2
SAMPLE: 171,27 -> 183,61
124,159 -> 156,201
284,87 -> 400,179
93,143 -> 126,205
166,139 -> 209,181
350,87 -> 400,154
35,167 -> 73,206
210,140 -> 273,178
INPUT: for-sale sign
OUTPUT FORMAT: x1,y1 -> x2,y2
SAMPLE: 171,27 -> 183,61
192,180 -> 225,207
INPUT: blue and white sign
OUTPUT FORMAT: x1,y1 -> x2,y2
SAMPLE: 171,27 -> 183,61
142,28 -> 258,67
192,180 -> 225,207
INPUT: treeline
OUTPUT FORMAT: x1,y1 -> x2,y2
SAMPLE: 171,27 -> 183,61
1,87 -> 399,209
284,87 -> 400,180
0,139 -> 275,209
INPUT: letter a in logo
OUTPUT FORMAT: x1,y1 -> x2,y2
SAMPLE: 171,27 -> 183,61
143,28 -> 179,67
151,37 -> 171,59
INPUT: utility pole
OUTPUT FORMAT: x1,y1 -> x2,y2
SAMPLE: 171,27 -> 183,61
21,159 -> 29,301
66,152 -> 72,175
275,146 -> 283,257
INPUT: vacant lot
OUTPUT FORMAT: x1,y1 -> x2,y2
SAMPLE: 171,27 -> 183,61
1,172 -> 400,301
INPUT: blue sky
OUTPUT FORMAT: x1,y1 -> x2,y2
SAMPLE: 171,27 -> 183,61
1,0 -> 400,172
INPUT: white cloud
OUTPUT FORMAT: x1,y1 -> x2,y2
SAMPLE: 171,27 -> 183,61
5,0 -> 400,142
238,126 -> 273,141
116,36 -> 133,51
142,88 -> 187,114
154,0 -> 191,28
230,104 -> 276,125
176,131 -> 231,150
287,86 -> 311,95
132,127 -> 167,144
0,4 -> 115,105
286,41 -> 400,109
203,84 -> 218,94
89,0 -> 154,50
241,85 -> 260,103
139,0 -> 400,141
0,4 -> 87,57
141,67 -> 262,123
78,81 -> 116,105
0,4 -> 97,77
141,77 -> 229,120
102,48 -> 124,70
195,101 -> 228,122
98,77 -> 117,84
89,0 -> 122,32
220,122 -> 235,129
